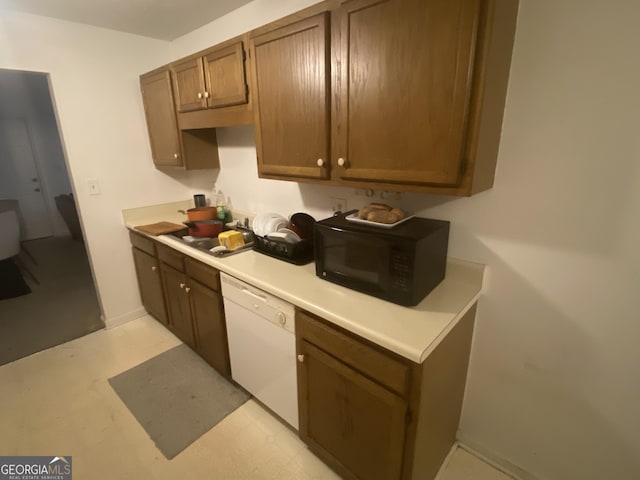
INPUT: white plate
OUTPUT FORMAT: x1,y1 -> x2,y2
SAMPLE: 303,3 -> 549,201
252,212 -> 286,237
345,212 -> 414,229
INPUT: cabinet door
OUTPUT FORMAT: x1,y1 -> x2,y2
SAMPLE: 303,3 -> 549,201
251,13 -> 330,180
140,70 -> 182,167
335,0 -> 481,187
204,42 -> 248,109
298,340 -> 407,480
161,263 -> 196,348
172,57 -> 208,112
131,247 -> 168,325
189,280 -> 231,377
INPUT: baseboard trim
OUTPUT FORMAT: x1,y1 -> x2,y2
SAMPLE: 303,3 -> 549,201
103,307 -> 147,329
434,442 -> 459,480
456,432 -> 540,480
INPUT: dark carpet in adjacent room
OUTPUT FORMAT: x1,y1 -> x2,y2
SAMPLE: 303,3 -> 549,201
0,258 -> 31,300
108,344 -> 251,459
0,236 -> 103,366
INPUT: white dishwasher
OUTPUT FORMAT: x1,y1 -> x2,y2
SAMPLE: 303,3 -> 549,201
220,272 -> 298,429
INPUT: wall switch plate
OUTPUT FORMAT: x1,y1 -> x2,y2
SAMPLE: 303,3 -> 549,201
330,197 -> 347,213
88,179 -> 101,195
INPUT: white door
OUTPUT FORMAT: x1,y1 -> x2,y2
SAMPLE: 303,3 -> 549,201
0,118 -> 53,240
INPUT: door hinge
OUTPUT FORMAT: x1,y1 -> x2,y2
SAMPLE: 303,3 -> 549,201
405,409 -> 413,425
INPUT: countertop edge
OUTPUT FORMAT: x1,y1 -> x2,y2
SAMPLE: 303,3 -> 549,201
125,218 -> 484,364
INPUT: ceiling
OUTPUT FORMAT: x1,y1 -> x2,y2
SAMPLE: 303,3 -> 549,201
0,0 -> 254,41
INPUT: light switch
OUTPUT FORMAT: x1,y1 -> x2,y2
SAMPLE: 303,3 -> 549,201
88,179 -> 101,195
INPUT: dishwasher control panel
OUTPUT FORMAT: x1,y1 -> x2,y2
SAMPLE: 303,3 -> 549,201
220,273 -> 295,334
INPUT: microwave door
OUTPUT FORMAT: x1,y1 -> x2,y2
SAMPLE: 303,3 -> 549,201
321,231 -> 391,295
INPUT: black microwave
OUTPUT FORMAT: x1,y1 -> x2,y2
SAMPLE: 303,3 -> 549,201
314,211 -> 450,306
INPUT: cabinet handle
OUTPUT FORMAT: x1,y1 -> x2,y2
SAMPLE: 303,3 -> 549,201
197,92 -> 203,99
316,158 -> 324,167
337,157 -> 347,167
204,91 -> 210,99
297,354 -> 305,363
185,286 -> 191,293
173,153 -> 179,159
179,283 -> 186,289
151,266 -> 157,271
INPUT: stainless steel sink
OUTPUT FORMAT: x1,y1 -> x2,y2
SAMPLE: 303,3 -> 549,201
167,229 -> 254,258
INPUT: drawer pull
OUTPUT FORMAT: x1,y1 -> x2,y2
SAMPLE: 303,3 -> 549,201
297,354 -> 305,363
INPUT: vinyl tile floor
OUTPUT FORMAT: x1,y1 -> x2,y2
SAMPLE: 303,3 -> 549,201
0,315 -> 513,480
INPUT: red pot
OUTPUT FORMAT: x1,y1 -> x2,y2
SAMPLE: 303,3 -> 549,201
183,220 -> 223,238
178,206 -> 217,221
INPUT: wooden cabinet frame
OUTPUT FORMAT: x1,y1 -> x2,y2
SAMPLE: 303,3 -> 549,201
250,0 -> 518,196
130,239 -> 230,378
170,35 -> 254,129
296,306 -> 477,479
250,12 -> 331,180
130,231 -> 168,325
140,67 -> 220,170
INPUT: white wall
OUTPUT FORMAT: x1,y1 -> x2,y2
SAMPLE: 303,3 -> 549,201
0,13 -> 215,324
172,1 -> 640,479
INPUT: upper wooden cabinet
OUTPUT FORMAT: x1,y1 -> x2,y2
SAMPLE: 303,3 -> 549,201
140,68 -> 220,170
334,0 -> 479,188
250,13 -> 331,180
140,69 -> 182,167
172,41 -> 249,113
250,0 -> 519,196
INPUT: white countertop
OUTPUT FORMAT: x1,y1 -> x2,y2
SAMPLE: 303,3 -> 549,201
123,201 -> 485,364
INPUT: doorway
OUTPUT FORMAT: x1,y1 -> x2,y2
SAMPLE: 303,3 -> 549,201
0,69 -> 104,366
0,118 -> 54,239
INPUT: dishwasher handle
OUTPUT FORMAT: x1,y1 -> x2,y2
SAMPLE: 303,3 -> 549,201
242,287 -> 267,303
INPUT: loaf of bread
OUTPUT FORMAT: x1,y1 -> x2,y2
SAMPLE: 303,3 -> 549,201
358,204 -> 388,219
367,209 -> 401,224
390,208 -> 405,220
358,203 -> 406,224
369,202 -> 393,211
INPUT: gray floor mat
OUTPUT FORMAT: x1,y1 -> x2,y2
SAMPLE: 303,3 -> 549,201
108,344 -> 250,459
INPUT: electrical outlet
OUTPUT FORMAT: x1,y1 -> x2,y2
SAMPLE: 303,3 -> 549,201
330,197 -> 347,213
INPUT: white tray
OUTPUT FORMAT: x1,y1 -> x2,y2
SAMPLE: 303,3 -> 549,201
345,212 -> 414,229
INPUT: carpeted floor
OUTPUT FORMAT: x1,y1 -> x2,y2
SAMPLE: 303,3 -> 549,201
0,236 -> 103,366
0,257 -> 31,300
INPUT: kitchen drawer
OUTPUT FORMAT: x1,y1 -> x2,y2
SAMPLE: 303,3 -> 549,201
296,310 -> 411,397
157,243 -> 185,271
129,230 -> 156,255
185,257 -> 220,292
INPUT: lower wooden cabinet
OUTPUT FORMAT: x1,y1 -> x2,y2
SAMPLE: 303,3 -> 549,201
189,278 -> 230,377
130,232 -> 168,325
296,307 -> 477,480
129,232 -> 230,378
298,340 -> 408,480
156,244 -> 231,377
161,263 -> 196,348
